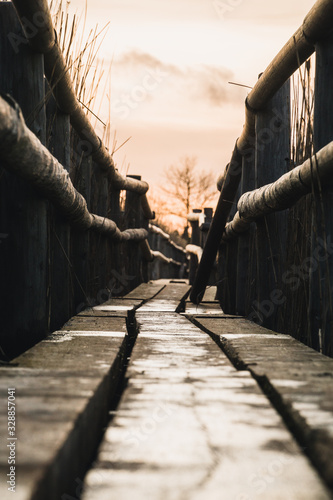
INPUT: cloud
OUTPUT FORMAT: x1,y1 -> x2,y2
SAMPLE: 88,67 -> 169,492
112,49 -> 241,107
113,50 -> 181,76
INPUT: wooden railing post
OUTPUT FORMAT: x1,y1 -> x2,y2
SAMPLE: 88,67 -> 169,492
0,4 -> 48,356
46,94 -> 71,330
155,233 -> 162,279
311,34 -> 333,356
141,202 -> 150,284
160,235 -> 168,279
124,175 -> 143,291
201,208 -> 213,248
222,187 -> 241,313
71,137 -> 92,312
189,209 -> 202,285
254,78 -> 290,328
108,187 -> 121,289
147,228 -> 156,280
236,154 -> 256,316
90,164 -> 108,297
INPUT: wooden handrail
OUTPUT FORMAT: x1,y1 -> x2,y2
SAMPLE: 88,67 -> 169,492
190,0 -> 333,304
222,142 -> 333,240
0,93 -> 148,241
11,0 -> 149,195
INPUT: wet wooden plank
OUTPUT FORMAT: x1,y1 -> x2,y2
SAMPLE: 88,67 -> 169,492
138,283 -> 191,312
0,317 -> 128,500
193,317 -> 333,490
123,282 -> 166,300
186,286 -> 218,303
183,301 -> 224,315
153,283 -> 191,300
151,279 -> 189,285
202,286 -> 218,302
78,299 -> 143,318
82,313 -> 330,500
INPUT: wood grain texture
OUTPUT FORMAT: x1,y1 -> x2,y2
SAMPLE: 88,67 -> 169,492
0,3 -> 48,357
254,79 -> 290,328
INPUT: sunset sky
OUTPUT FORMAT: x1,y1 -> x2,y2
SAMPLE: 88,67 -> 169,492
67,0 -> 315,189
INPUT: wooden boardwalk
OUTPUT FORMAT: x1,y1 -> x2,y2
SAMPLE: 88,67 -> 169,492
0,280 -> 333,499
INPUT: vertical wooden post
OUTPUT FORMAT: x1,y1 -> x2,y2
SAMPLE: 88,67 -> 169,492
160,236 -> 168,279
107,187 -> 121,293
124,175 -> 143,292
201,208 -> 213,248
90,165 -> 108,298
0,4 -> 48,357
46,94 -> 71,331
140,196 -> 150,283
153,231 -> 160,280
311,35 -> 333,356
254,79 -> 290,329
225,186 -> 241,313
189,209 -> 201,285
147,229 -> 156,281
154,232 -> 162,280
236,154 -> 256,316
71,136 -> 92,313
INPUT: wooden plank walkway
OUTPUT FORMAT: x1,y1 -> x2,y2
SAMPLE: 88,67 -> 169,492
0,280 -> 332,499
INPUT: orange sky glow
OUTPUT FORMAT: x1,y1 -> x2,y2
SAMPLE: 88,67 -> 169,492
67,0 -> 315,192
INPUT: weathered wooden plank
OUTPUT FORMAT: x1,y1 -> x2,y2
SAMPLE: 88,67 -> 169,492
183,302 -> 224,316
150,283 -> 191,301
78,298 -> 143,317
202,286 -> 218,302
152,279 -> 189,285
94,298 -> 143,309
0,316 -> 128,500
193,316 -> 333,490
186,286 -> 218,303
138,283 -> 191,312
123,282 -> 166,300
63,316 -> 129,331
82,312 -> 330,500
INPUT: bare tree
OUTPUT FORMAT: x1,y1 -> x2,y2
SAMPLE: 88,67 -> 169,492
160,156 -> 217,238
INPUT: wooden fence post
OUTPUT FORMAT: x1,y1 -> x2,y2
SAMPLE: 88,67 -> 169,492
140,198 -> 150,284
108,187 -> 121,293
254,78 -> 290,328
147,228 -> 156,281
189,209 -> 201,285
0,4 -> 48,357
311,34 -> 333,356
236,154 -> 256,316
46,94 -> 71,331
90,164 -> 108,299
201,208 -> 213,248
124,175 -> 143,292
160,236 -> 168,279
71,136 -> 92,312
224,185 -> 241,313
